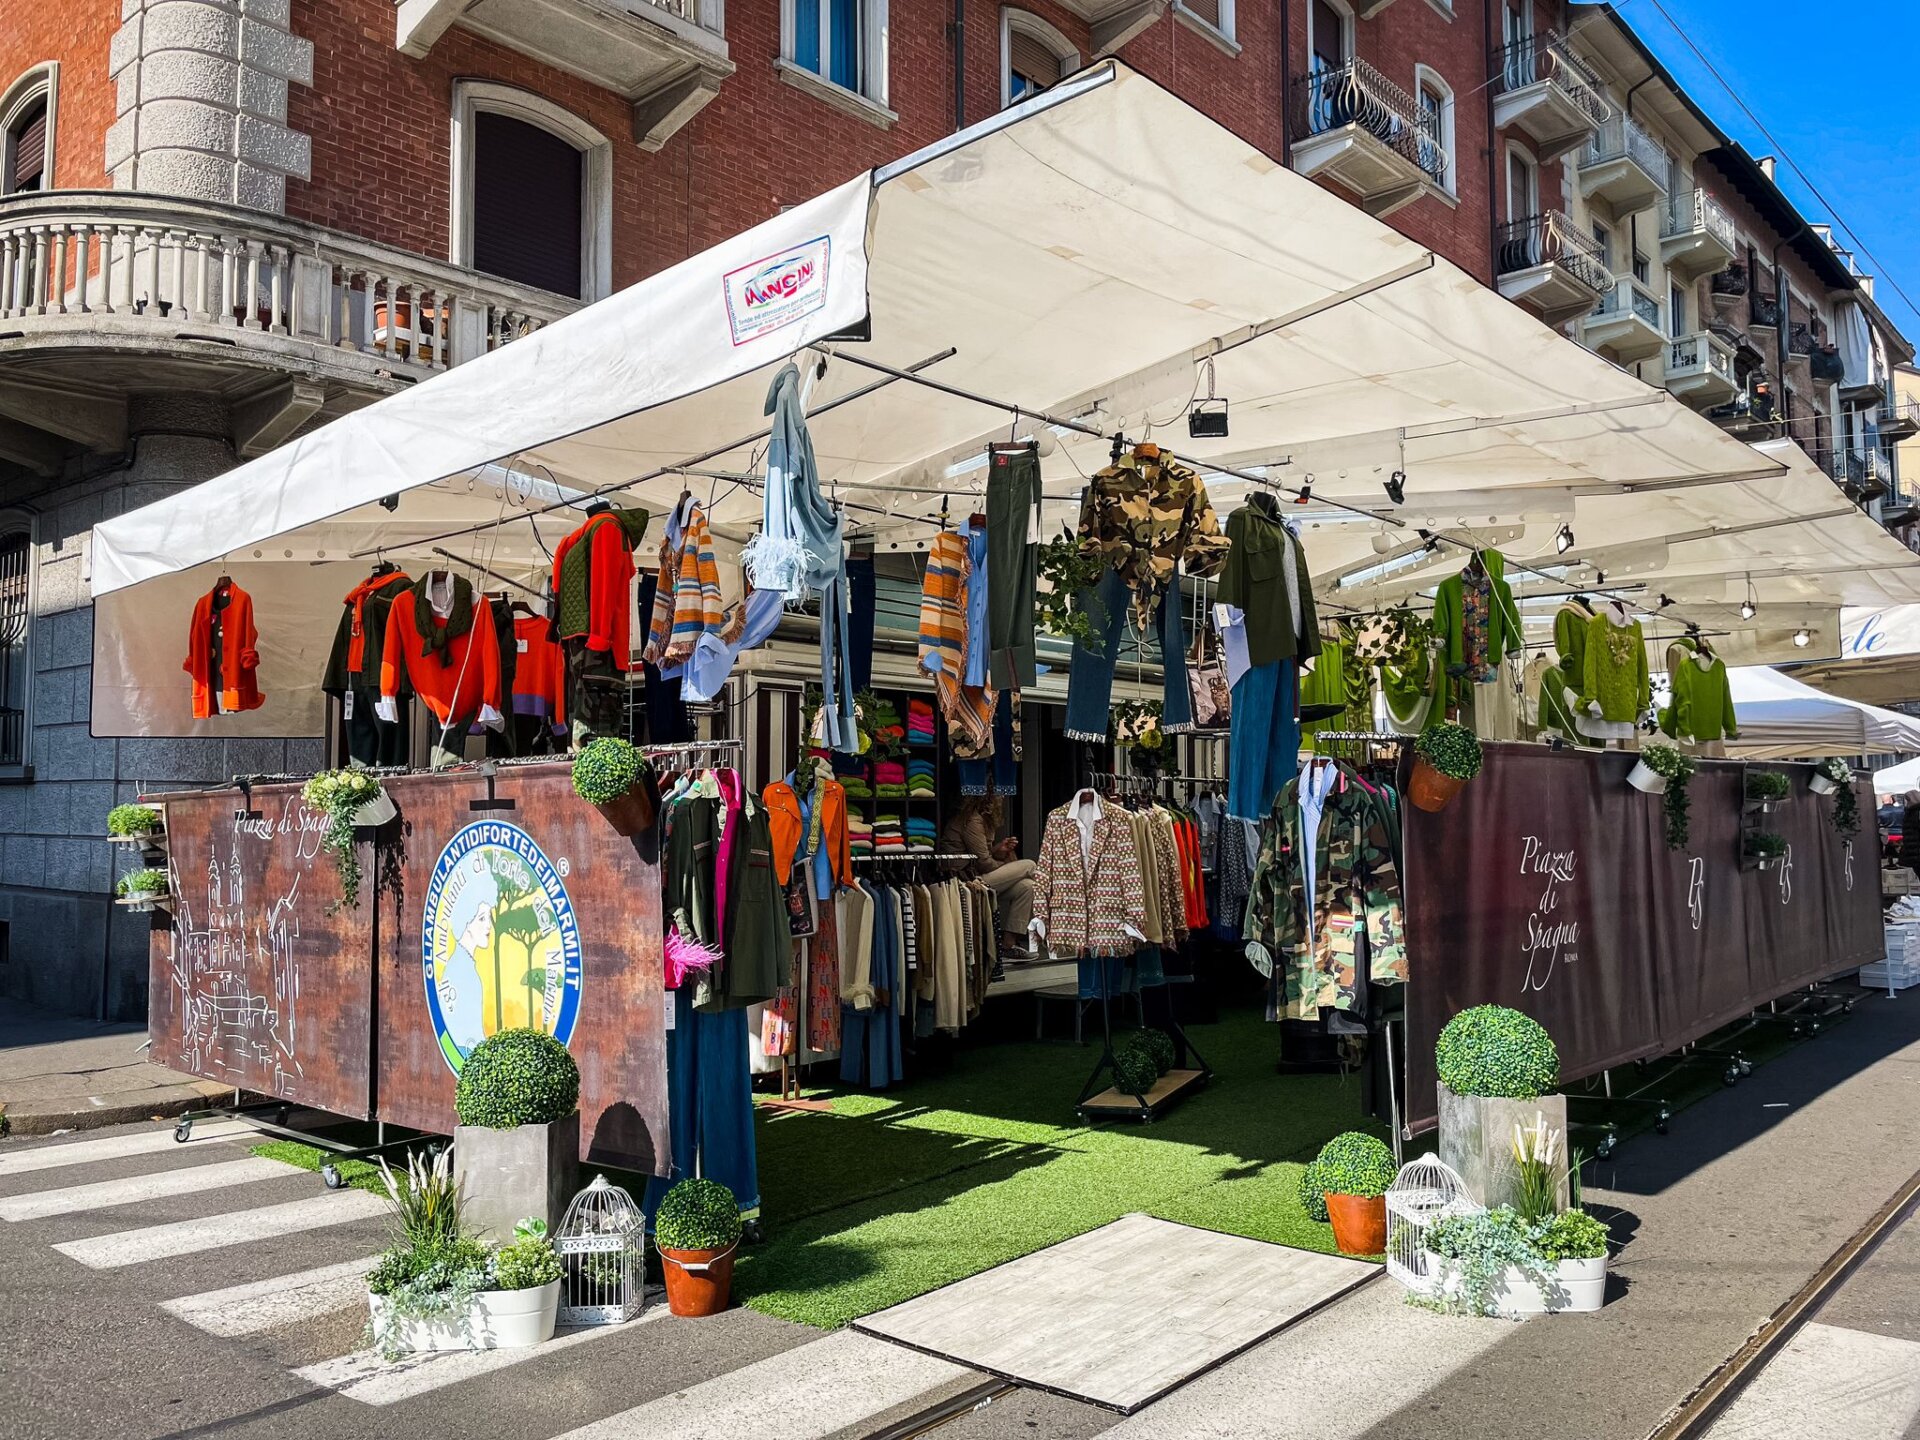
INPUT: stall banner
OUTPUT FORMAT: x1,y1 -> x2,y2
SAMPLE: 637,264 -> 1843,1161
1403,746 -> 1878,1133
376,764 -> 669,1176
148,782 -> 374,1119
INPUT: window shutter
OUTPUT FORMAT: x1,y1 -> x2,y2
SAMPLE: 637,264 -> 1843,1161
1009,32 -> 1062,92
471,112 -> 584,300
1184,0 -> 1222,27
9,103 -> 47,192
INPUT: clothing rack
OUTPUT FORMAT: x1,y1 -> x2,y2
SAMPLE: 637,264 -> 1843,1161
852,852 -> 974,864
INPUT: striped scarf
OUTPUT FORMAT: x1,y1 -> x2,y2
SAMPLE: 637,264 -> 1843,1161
666,502 -> 724,665
919,531 -> 995,757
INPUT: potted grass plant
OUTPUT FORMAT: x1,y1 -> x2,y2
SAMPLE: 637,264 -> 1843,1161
115,868 -> 173,911
571,737 -> 654,837
1310,1132 -> 1397,1256
106,803 -> 164,843
1744,831 -> 1788,871
1410,721 -> 1483,813
451,1029 -> 581,1242
1744,769 -> 1791,812
365,1150 -> 563,1357
1435,1007 -> 1565,1211
654,1176 -> 743,1317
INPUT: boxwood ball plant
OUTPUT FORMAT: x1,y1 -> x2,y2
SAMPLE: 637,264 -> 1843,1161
654,1177 -> 743,1253
1298,1157 -> 1332,1223
1111,1037 -> 1160,1096
1415,720 -> 1484,781
1312,1132 -> 1398,1199
454,1029 -> 580,1129
1435,1005 -> 1559,1099
571,737 -> 648,805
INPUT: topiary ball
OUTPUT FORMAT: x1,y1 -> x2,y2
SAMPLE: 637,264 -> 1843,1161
1435,1005 -> 1559,1100
654,1176 -> 743,1253
454,1028 -> 580,1128
1298,1157 -> 1331,1223
1313,1131 -> 1397,1199
1138,1029 -> 1176,1076
1112,1038 -> 1159,1096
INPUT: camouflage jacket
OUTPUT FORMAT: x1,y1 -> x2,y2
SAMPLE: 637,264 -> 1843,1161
1243,769 -> 1406,1021
1076,448 -> 1231,630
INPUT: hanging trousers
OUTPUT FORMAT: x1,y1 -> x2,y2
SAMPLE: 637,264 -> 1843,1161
643,986 -> 760,1225
1227,659 -> 1300,822
1063,567 -> 1193,742
564,640 -> 626,745
986,443 -> 1042,689
957,690 -> 1019,795
846,549 -> 876,692
343,686 -> 409,766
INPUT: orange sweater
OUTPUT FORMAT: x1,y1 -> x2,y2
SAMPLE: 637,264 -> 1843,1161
380,588 -> 502,723
511,616 -> 567,728
183,581 -> 264,718
550,512 -> 640,671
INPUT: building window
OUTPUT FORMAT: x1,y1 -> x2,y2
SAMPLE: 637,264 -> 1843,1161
450,83 -> 612,303
0,528 -> 29,770
1414,67 -> 1454,192
1669,281 -> 1687,338
1002,11 -> 1080,109
1631,248 -> 1650,285
786,0 -> 889,108
1589,218 -> 1611,270
1309,0 -> 1354,72
2,64 -> 57,195
1176,1 -> 1236,44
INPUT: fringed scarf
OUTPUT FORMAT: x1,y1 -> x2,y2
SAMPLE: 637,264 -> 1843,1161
413,572 -> 474,665
919,531 -> 995,757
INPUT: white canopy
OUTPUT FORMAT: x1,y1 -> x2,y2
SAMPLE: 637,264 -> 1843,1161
1871,756 -> 1920,794
87,61 -> 1920,738
1724,665 -> 1920,759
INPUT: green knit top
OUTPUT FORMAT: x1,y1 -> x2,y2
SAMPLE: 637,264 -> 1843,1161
1669,651 -> 1739,741
1583,611 -> 1650,724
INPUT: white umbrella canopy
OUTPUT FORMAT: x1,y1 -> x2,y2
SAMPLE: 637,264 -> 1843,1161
1872,756 -> 1920,794
1724,665 -> 1920,759
85,61 -> 1903,738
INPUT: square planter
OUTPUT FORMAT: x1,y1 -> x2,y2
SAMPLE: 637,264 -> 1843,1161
1436,1085 -> 1570,1211
1428,1256 -> 1607,1317
368,1278 -> 559,1352
453,1111 -> 579,1243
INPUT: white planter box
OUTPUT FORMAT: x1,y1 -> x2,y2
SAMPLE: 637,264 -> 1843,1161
1808,773 -> 1838,796
367,1278 -> 559,1353
1428,1255 -> 1607,1317
1626,759 -> 1668,794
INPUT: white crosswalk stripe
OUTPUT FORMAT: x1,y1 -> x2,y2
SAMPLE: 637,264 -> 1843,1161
552,1331 -> 972,1440
54,1189 -> 388,1269
0,1119 -> 250,1177
161,1256 -> 380,1337
0,1156 -> 295,1222
293,1308 -> 669,1406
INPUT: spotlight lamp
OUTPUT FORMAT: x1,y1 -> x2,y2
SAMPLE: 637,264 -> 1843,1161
1384,470 -> 1407,505
1739,575 -> 1756,622
1294,473 -> 1314,506
1555,524 -> 1575,555
1793,628 -> 1811,647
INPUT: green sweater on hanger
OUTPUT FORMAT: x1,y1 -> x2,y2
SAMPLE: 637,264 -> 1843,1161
1431,549 -> 1520,712
1583,610 -> 1650,724
1667,648 -> 1739,742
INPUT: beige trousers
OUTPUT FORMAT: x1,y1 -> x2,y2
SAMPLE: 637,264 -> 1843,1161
979,859 -> 1036,935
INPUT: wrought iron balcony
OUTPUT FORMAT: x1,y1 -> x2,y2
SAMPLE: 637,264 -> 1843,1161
1660,190 -> 1736,280
1664,331 -> 1738,407
1494,210 -> 1614,327
1289,58 -> 1446,217
1582,276 -> 1665,363
1710,261 -> 1749,298
1749,291 -> 1782,330
1846,449 -> 1889,502
1490,32 -> 1608,161
1580,113 -> 1668,216
1787,322 -> 1816,358
1883,396 -> 1920,441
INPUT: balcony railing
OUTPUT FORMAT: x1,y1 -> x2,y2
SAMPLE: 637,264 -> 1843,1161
1291,58 -> 1447,187
1662,190 -> 1736,251
1710,262 -> 1749,297
1494,210 -> 1613,294
1787,322 -> 1816,357
1668,331 -> 1736,385
0,192 -> 576,377
1750,291 -> 1782,329
1593,277 -> 1662,330
1585,113 -> 1668,183
1490,32 -> 1608,125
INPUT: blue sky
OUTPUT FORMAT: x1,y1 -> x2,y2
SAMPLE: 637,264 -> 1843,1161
1617,0 -> 1920,339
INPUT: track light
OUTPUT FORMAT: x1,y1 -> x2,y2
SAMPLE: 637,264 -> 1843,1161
1384,470 -> 1407,505
1739,575 -> 1756,621
1594,570 -> 1607,586
1555,524 -> 1575,555
1793,628 -> 1811,647
1294,474 -> 1314,506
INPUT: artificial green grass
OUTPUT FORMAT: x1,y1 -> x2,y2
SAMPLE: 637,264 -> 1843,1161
251,1139 -> 390,1195
736,1008 -> 1382,1329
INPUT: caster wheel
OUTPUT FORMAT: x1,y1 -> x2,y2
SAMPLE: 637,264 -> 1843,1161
1739,1059 -> 1754,1077
173,1120 -> 193,1144
275,1105 -> 291,1127
741,1218 -> 764,1245
1596,1137 -> 1616,1160
1723,1066 -> 1740,1087
1655,1120 -> 1669,1135
1808,1021 -> 1821,1035
320,1164 -> 344,1191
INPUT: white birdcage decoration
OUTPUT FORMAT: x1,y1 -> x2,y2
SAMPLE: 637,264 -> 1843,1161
554,1175 -> 646,1325
1384,1157 -> 1483,1297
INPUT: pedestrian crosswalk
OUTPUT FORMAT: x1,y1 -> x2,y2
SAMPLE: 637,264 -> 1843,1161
53,1188 -> 390,1268
0,1154 -> 294,1221
159,1256 -> 379,1338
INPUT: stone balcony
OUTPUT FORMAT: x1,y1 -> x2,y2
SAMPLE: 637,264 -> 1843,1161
0,191 -> 575,477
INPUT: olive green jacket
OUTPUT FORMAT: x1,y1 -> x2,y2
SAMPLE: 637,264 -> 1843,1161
1217,494 -> 1321,668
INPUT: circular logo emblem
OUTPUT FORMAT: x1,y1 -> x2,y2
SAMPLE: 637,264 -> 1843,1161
422,822 -> 583,1075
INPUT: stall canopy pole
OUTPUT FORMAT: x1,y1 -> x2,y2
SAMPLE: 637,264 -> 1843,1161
430,548 -> 544,598
347,347 -> 962,560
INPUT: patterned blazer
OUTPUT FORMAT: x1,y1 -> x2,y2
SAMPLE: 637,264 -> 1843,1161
1032,797 -> 1148,958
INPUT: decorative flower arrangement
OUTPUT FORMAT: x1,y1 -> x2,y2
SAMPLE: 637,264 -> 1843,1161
1639,743 -> 1697,851
106,803 -> 163,838
1816,758 -> 1858,835
1035,528 -> 1106,648
1510,1114 -> 1561,1224
302,768 -> 387,912
1417,1207 -> 1557,1318
1435,1005 -> 1559,1100
1415,720 -> 1484,782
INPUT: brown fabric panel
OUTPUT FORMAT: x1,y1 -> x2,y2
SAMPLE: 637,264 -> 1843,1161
9,104 -> 45,191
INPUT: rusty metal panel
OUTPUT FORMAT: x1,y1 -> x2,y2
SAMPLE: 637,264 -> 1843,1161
148,782 -> 375,1119
375,763 -> 669,1176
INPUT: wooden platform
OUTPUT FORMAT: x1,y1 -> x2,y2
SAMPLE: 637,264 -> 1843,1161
853,1214 -> 1375,1413
1080,1067 -> 1207,1122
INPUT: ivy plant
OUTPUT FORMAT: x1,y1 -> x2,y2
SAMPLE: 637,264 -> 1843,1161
301,768 -> 385,912
1417,1207 -> 1556,1318
1035,528 -> 1106,648
1817,758 -> 1858,836
1640,742 -> 1696,851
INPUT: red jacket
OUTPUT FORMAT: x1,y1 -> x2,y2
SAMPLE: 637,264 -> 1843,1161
380,586 -> 502,723
183,581 -> 263,718
550,512 -> 639,671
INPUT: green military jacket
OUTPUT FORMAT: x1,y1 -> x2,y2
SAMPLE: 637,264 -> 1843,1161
1076,446 -> 1231,631
1216,492 -> 1322,668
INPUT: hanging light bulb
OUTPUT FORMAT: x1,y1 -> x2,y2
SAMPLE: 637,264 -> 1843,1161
1555,524 -> 1575,554
1739,575 -> 1757,621
1793,628 -> 1811,647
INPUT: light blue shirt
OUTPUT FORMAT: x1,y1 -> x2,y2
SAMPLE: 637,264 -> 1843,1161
964,519 -> 989,688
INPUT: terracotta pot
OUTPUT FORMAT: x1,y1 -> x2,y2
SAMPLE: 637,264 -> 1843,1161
1408,757 -> 1467,813
1325,1192 -> 1388,1256
659,1242 -> 736,1317
593,784 -> 654,837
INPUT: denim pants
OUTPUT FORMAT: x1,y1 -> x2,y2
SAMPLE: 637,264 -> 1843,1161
644,987 -> 761,1223
1064,567 -> 1192,742
846,550 -> 876,693
957,690 -> 1019,795
1227,659 -> 1300,822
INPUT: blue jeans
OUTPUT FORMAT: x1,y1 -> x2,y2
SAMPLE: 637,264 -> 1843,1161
957,691 -> 1019,795
644,987 -> 760,1224
1227,659 -> 1299,822
846,550 -> 876,692
1064,568 -> 1193,742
